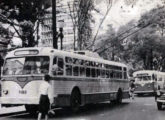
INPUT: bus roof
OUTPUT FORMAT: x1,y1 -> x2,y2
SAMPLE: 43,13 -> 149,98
133,70 -> 165,77
5,47 -> 127,68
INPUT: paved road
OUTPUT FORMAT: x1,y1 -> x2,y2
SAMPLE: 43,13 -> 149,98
0,96 -> 165,120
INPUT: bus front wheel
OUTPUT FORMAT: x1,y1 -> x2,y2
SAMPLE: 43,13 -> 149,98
70,89 -> 81,112
25,105 -> 38,115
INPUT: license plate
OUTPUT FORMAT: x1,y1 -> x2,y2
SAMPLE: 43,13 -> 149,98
19,90 -> 27,94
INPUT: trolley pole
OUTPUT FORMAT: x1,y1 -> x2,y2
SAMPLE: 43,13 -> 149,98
52,0 -> 58,49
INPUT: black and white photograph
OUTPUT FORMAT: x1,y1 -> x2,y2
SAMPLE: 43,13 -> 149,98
0,0 -> 165,120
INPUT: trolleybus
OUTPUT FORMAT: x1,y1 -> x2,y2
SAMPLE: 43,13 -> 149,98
133,70 -> 165,96
0,47 -> 130,113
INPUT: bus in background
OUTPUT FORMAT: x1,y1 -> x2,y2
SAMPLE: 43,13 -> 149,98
0,47 -> 130,114
133,70 -> 165,96
154,72 -> 165,110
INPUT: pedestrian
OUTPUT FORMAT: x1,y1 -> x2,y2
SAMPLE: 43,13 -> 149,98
38,74 -> 51,120
129,80 -> 135,99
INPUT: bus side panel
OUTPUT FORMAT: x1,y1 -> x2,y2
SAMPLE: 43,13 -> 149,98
52,78 -> 129,107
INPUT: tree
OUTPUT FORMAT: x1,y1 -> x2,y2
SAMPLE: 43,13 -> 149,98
136,7 -> 165,71
0,23 -> 13,44
87,0 -> 113,50
95,24 -> 119,60
20,21 -> 35,47
94,6 -> 165,72
0,0 -> 51,47
68,0 -> 94,50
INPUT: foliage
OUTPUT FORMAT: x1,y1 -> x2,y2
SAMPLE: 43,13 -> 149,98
87,0 -> 113,50
0,23 -> 13,43
0,0 -> 51,23
0,0 -> 51,47
20,21 -> 35,47
77,0 -> 94,50
95,6 -> 165,73
68,0 -> 94,50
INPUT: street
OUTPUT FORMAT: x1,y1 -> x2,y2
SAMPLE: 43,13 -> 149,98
0,96 -> 165,120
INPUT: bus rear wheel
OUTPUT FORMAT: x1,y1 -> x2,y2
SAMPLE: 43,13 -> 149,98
157,102 -> 163,110
116,89 -> 123,104
70,89 -> 81,112
111,90 -> 123,104
25,105 -> 38,115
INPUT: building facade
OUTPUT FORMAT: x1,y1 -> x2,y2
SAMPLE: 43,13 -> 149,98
39,1 -> 76,50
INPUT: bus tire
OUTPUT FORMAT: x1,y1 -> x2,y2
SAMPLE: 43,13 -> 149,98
157,102 -> 163,110
111,90 -> 123,104
116,89 -> 123,104
70,89 -> 81,112
25,105 -> 38,115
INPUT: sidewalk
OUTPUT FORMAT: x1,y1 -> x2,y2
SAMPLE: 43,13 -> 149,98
0,105 -> 25,115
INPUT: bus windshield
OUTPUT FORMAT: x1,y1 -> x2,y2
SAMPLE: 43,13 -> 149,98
3,56 -> 49,75
135,76 -> 151,81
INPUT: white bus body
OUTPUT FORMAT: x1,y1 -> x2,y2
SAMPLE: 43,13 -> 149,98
0,47 -> 129,112
133,70 -> 165,95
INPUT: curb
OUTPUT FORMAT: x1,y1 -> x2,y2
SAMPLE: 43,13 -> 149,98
0,106 -> 26,117
0,111 -> 26,117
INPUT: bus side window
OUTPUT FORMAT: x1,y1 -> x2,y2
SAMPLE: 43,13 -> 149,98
53,57 -> 57,64
80,67 -> 85,76
91,68 -> 96,77
123,67 -> 127,79
101,70 -> 105,78
66,65 -> 72,76
96,69 -> 100,77
52,57 -> 64,75
73,66 -> 79,76
86,68 -> 90,77
52,57 -> 57,75
106,70 -> 109,78
110,70 -> 113,78
57,58 -> 64,75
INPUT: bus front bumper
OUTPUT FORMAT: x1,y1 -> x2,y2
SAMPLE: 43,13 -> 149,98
0,97 -> 39,105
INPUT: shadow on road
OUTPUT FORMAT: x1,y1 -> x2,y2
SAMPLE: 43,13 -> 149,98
9,102 -> 130,119
54,102 -> 129,118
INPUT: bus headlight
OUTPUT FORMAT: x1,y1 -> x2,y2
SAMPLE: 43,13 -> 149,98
3,90 -> 9,95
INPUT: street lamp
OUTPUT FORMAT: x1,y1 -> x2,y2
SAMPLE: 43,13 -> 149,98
58,20 -> 64,50
52,0 -> 58,49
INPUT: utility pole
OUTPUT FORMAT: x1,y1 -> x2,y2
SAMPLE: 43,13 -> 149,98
52,0 -> 58,49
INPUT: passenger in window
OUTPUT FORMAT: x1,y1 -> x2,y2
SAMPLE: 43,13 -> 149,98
52,64 -> 58,75
52,64 -> 63,75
